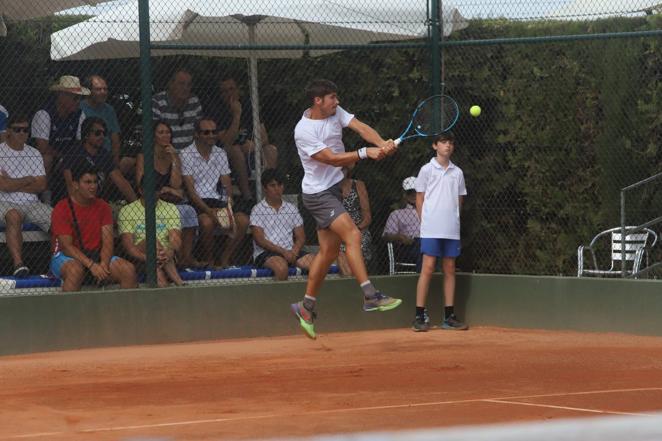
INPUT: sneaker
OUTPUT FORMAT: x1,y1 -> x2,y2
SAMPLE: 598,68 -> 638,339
363,292 -> 403,312
290,301 -> 317,339
412,312 -> 430,332
13,265 -> 29,278
441,314 -> 468,330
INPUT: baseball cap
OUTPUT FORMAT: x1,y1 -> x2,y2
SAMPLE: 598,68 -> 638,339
402,176 -> 416,191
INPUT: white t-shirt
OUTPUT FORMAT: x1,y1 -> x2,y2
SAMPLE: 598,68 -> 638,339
250,199 -> 304,259
180,143 -> 231,201
31,109 -> 85,141
415,158 -> 467,239
294,105 -> 354,194
0,142 -> 46,204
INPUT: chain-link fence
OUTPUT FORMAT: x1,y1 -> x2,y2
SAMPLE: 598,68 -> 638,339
0,0 -> 659,293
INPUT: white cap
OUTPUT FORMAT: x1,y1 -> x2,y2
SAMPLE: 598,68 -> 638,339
402,176 -> 416,191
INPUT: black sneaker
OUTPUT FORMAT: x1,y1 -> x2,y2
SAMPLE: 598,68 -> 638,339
441,314 -> 468,330
13,265 -> 29,278
411,309 -> 430,332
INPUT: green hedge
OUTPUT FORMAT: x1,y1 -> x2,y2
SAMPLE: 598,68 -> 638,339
0,15 -> 659,275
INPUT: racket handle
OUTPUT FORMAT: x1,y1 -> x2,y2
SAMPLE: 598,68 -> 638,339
394,137 -> 402,146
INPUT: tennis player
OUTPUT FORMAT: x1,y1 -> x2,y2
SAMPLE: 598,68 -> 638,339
291,79 -> 401,339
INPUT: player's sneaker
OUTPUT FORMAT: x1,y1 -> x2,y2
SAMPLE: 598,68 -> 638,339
441,314 -> 468,330
363,292 -> 402,312
290,301 -> 317,339
412,312 -> 430,332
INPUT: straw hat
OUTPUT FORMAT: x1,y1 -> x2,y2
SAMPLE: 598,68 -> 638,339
49,75 -> 90,95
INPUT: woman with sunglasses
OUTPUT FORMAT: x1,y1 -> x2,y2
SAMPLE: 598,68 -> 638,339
135,121 -> 201,268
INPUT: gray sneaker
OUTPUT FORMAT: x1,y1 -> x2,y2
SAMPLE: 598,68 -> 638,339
441,314 -> 468,330
363,292 -> 402,312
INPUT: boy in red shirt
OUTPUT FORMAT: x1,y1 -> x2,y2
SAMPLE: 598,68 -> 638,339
50,161 -> 137,291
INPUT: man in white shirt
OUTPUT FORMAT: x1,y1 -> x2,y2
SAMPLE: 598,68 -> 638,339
181,117 -> 249,268
0,114 -> 52,277
290,78 -> 400,339
250,169 -> 313,281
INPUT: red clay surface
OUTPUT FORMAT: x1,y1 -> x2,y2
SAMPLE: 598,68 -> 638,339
1,327 -> 662,440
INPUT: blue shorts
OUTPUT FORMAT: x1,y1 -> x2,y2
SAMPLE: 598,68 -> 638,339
420,238 -> 461,258
50,252 -> 120,279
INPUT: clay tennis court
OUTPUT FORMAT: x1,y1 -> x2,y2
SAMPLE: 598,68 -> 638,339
1,327 -> 662,440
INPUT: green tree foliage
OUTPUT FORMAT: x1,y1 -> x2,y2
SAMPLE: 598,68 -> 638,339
0,16 -> 659,275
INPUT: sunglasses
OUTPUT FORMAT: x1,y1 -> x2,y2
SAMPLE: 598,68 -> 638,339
92,129 -> 106,136
198,129 -> 218,135
10,126 -> 29,133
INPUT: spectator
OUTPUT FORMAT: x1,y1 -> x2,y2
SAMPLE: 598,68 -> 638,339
382,176 -> 421,268
251,169 -> 313,280
80,75 -> 127,175
119,177 -> 184,287
0,114 -> 52,277
135,121 -> 201,268
58,117 -> 137,205
0,104 -> 8,143
50,161 -> 137,292
152,68 -> 202,151
32,75 -> 88,179
339,164 -> 373,266
212,77 -> 278,202
181,117 -> 249,268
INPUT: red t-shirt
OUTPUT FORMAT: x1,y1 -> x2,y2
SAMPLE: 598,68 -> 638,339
51,198 -> 113,254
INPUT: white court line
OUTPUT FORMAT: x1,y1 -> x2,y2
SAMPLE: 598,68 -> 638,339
4,387 -> 661,440
484,399 -> 656,417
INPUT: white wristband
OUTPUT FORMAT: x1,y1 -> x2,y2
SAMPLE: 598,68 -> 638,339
357,147 -> 368,160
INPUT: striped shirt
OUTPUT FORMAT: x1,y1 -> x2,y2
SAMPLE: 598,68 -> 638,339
152,91 -> 202,150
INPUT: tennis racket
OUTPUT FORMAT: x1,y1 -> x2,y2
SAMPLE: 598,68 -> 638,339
394,94 -> 459,146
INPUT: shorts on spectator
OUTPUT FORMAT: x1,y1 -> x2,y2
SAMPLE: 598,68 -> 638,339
50,252 -> 120,279
0,201 -> 52,232
253,250 -> 309,268
196,198 -> 228,215
420,238 -> 461,258
176,203 -> 198,228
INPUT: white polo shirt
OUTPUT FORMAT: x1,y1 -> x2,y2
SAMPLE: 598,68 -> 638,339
415,158 -> 466,240
294,105 -> 354,194
250,199 -> 304,259
180,143 -> 231,201
0,142 -> 46,204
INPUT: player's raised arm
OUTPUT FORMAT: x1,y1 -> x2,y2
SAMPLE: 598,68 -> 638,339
312,146 -> 386,166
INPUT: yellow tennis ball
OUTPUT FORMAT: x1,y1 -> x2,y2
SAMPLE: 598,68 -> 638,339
470,105 -> 481,117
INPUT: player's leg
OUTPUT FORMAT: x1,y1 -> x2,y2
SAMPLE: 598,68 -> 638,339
328,213 -> 402,312
335,251 -> 352,275
290,228 -> 341,339
305,227 -> 342,296
440,239 -> 467,330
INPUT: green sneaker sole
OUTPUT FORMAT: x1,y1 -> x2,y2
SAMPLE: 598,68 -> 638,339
298,317 -> 317,339
364,298 -> 403,312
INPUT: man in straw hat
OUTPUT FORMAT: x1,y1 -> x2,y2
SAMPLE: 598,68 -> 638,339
31,75 -> 89,201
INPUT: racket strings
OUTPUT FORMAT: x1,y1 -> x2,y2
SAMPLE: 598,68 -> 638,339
414,96 -> 458,135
